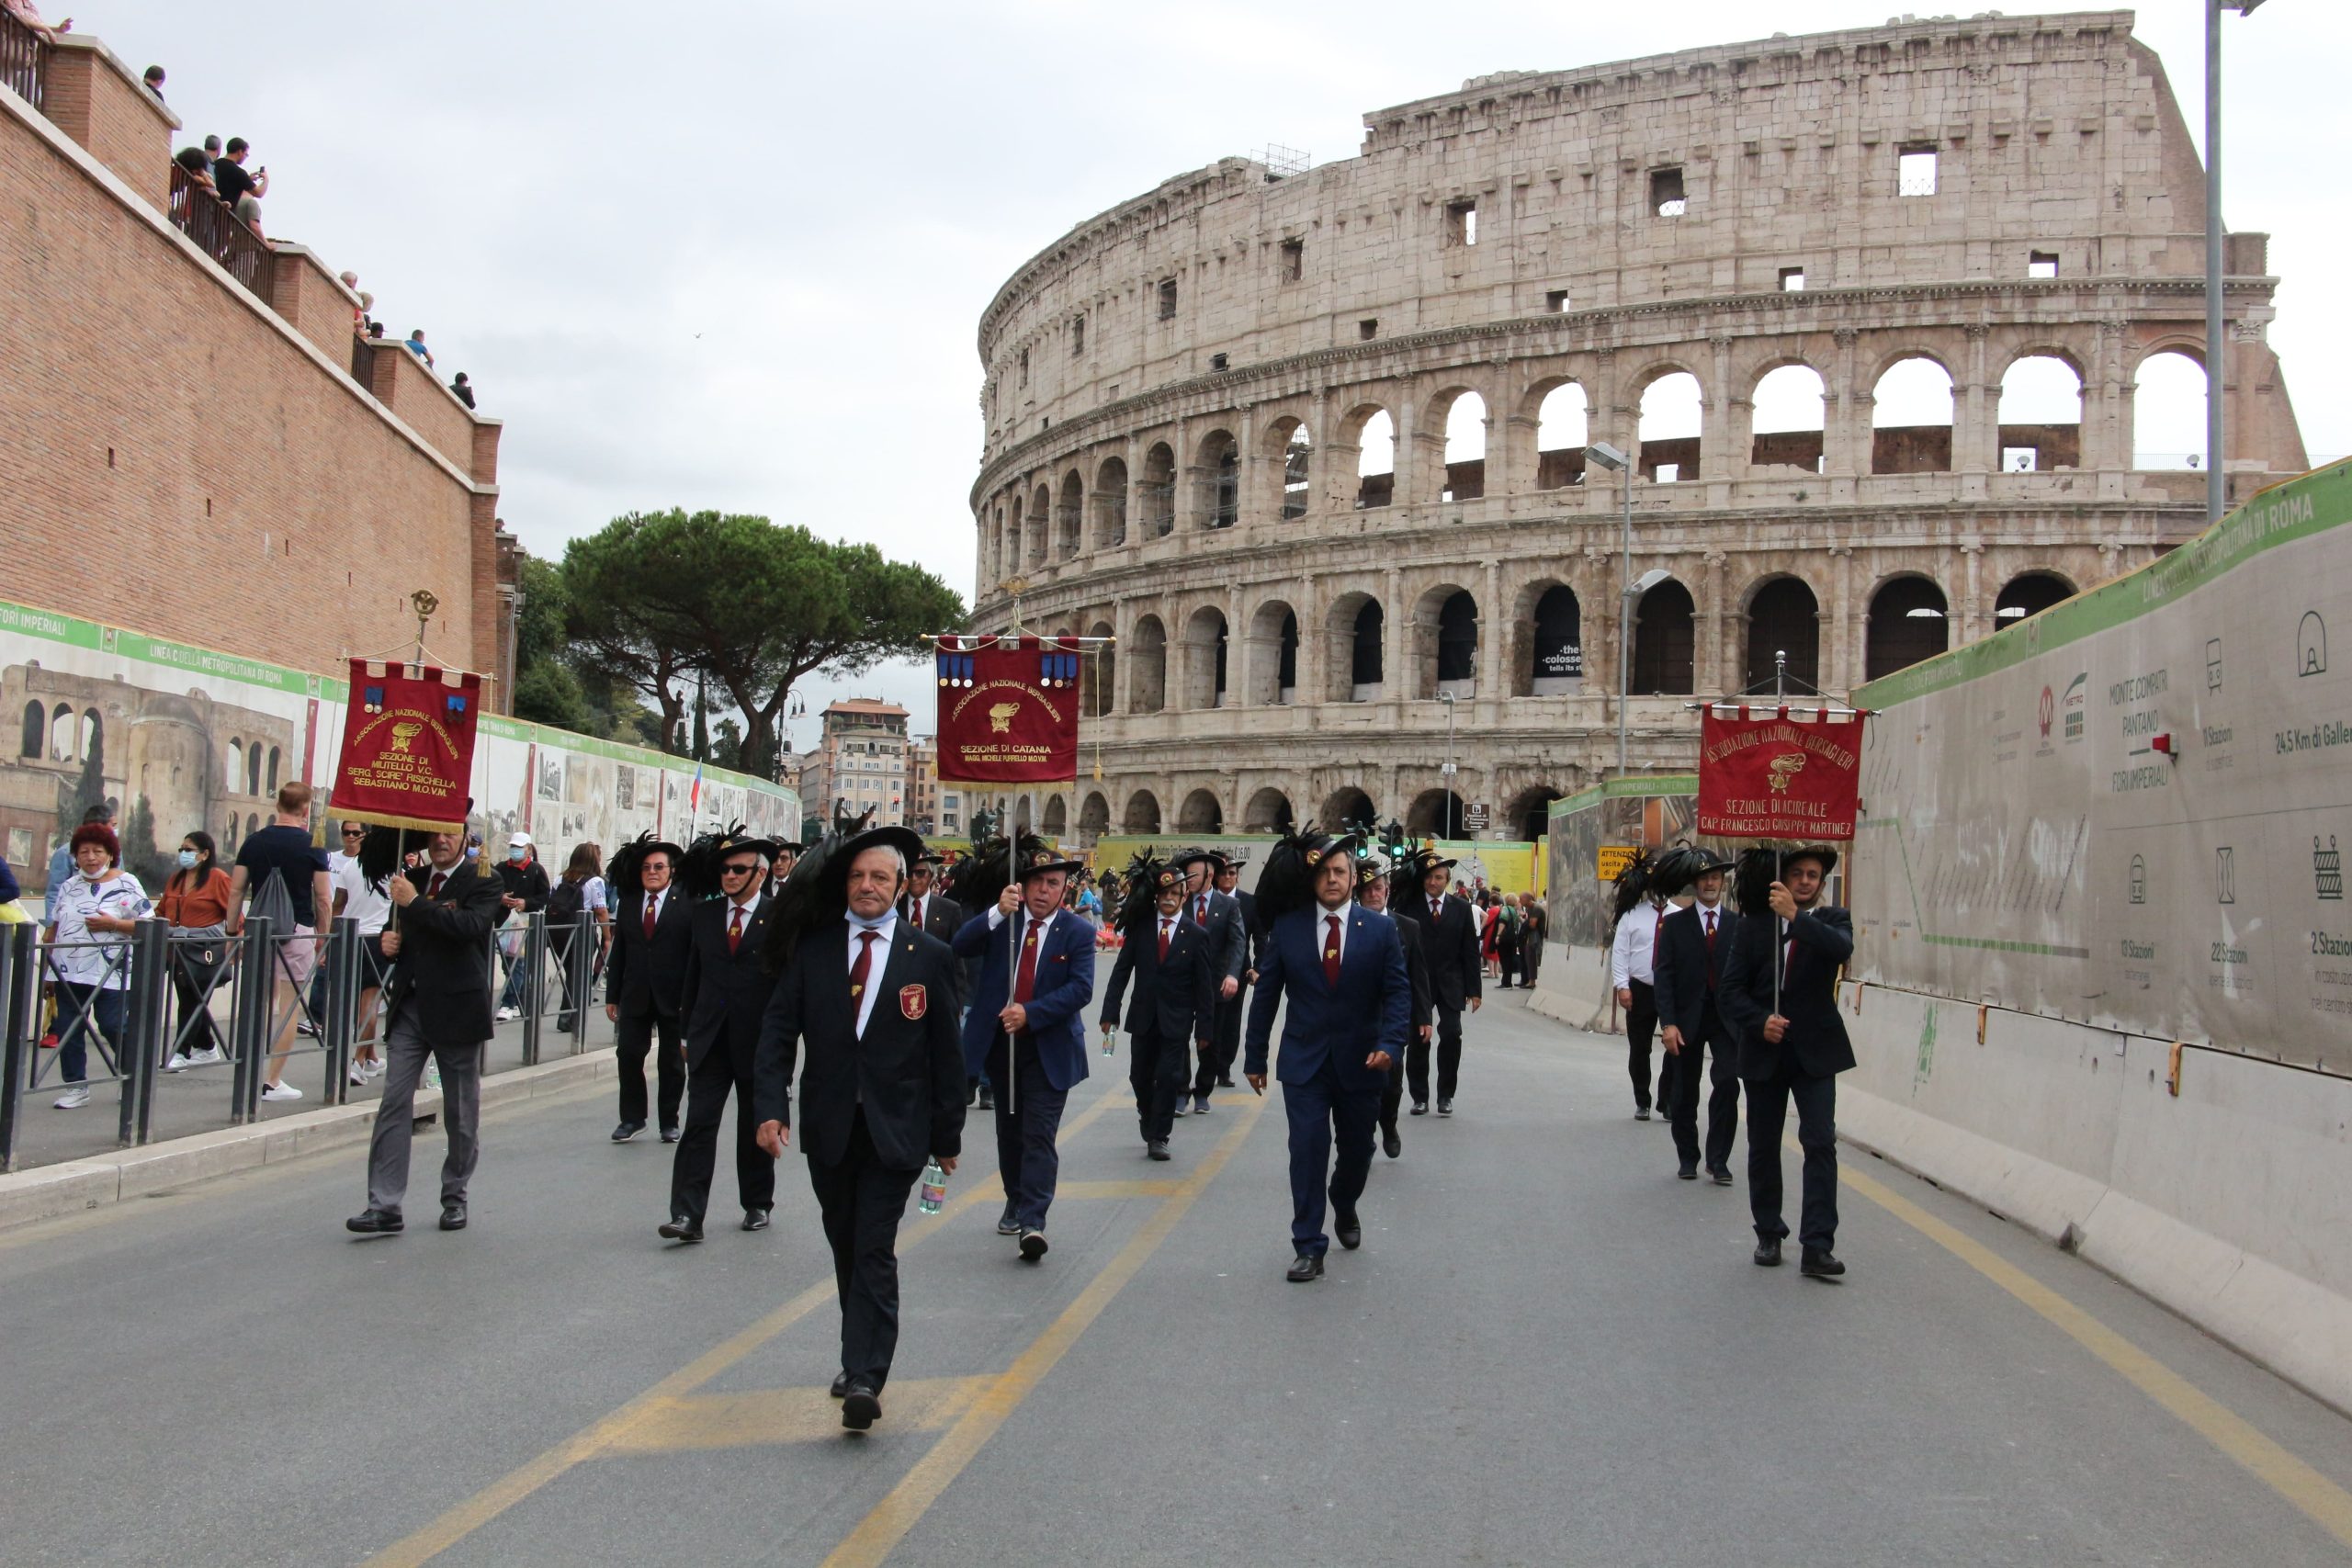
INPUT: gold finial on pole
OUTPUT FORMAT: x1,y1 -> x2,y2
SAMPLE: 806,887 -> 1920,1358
408,589 -> 440,667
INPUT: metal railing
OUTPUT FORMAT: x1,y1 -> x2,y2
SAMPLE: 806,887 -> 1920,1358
0,7 -> 49,114
167,161 -> 270,293
0,910 -> 612,1171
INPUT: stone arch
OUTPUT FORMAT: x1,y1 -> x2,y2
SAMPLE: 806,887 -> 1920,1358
1129,614 -> 1168,713
49,702 -> 74,762
1140,441 -> 1177,535
1633,365 -> 1703,482
1041,795 -> 1069,836
1996,355 -> 2085,472
266,745 -> 281,795
1261,413 -> 1314,521
1193,426 -> 1239,530
1409,582 -> 1479,699
1630,577 -> 1697,694
1503,784 -> 1566,843
1871,355 -> 1955,474
1750,362 -> 1827,472
1178,604 -> 1228,710
1866,574 -> 1950,679
1742,574 -> 1822,692
1082,619 -> 1116,718
1340,403 -> 1396,510
1243,786 -> 1295,832
1178,787 -> 1223,832
1320,785 -> 1375,831
1123,789 -> 1162,834
1092,456 -> 1127,547
1407,787 -> 1470,839
1995,570 -> 2075,624
1514,579 -> 1584,694
18,699 -> 40,759
1056,469 -> 1084,558
1426,384 -> 1488,502
227,737 -> 243,788
1529,378 -> 1590,490
1245,597 -> 1299,705
1326,591 -> 1384,701
1028,483 -> 1052,565
245,736 -> 264,795
2130,349 -> 2209,469
1078,790 -> 1112,845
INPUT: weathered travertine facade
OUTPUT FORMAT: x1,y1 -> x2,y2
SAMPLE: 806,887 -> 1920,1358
967,12 -> 2305,846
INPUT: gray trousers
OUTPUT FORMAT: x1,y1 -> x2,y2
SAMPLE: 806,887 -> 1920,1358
367,1010 -> 484,1214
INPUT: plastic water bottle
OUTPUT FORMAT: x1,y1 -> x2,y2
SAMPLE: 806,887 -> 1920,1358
919,1159 -> 948,1215
423,1060 -> 441,1091
1102,1026 -> 1117,1058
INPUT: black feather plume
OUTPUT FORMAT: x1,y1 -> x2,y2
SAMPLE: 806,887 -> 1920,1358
678,820 -> 749,902
1116,850 -> 1170,938
1733,847 -> 1785,919
944,827 -> 1046,919
354,822 -> 408,894
608,829 -> 684,903
1610,848 -> 1654,927
759,831 -> 840,975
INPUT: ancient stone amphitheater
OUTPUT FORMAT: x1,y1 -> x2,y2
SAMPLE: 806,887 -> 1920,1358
967,9 -> 2306,847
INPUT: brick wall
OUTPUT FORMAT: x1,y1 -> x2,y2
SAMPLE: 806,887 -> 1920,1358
39,35 -> 175,213
0,90 -> 503,691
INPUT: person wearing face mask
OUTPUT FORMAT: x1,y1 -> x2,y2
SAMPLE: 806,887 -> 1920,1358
492,832 -> 551,1022
159,831 -> 234,1071
42,823 -> 153,1109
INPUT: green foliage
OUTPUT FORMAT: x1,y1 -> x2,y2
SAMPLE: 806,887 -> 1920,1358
119,795 -> 174,889
513,660 -> 593,734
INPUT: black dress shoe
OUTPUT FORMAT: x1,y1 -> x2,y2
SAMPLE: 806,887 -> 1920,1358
659,1217 -> 705,1242
1678,1162 -> 1699,1181
1801,1247 -> 1847,1279
660,1124 -> 681,1145
611,1120 -> 646,1143
1147,1139 -> 1170,1161
830,1370 -> 853,1399
345,1208 -> 403,1235
1382,1127 -> 1402,1159
439,1202 -> 468,1231
841,1382 -> 882,1431
741,1208 -> 771,1232
1286,1252 -> 1324,1282
1753,1236 -> 1784,1267
1217,1077 -> 1236,1088
1334,1211 -> 1362,1250
1709,1166 -> 1734,1187
1634,1106 -> 1651,1122
976,1087 -> 995,1111
1409,1100 -> 1429,1116
1436,1099 -> 1453,1117
1018,1228 -> 1049,1262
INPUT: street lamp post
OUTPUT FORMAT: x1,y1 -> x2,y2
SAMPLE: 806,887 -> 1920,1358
1439,691 -> 1457,839
1586,443 -> 1664,779
2207,0 -> 2269,525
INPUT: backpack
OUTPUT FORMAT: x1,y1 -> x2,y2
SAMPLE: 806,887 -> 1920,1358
547,876 -> 586,926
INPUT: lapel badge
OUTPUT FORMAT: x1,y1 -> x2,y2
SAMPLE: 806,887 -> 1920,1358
899,984 -> 927,1020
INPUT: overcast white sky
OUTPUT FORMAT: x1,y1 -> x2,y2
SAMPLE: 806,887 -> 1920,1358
104,1 -> 2347,753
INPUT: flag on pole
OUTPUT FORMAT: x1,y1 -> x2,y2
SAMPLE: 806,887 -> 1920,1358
332,660 -> 482,833
933,634 -> 1082,784
1695,705 -> 1866,841
688,761 -> 704,818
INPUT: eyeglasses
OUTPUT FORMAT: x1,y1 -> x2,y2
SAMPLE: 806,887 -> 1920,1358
341,829 -> 365,839
720,863 -> 760,878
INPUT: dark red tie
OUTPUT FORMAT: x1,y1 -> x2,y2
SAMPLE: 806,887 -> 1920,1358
643,897 -> 656,942
1323,915 -> 1342,987
427,872 -> 447,898
1431,897 -> 1442,922
849,929 -> 878,1003
1194,894 -> 1207,924
1703,909 -> 1717,989
1012,918 -> 1042,1005
729,905 -> 745,955
1157,919 -> 1170,963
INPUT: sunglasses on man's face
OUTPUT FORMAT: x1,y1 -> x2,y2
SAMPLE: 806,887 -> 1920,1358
342,829 -> 365,839
720,863 -> 761,878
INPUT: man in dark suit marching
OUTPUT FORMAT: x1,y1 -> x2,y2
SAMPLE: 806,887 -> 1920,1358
1245,831 -> 1410,1281
1098,855 -> 1216,1161
605,834 -> 693,1145
1365,847 -> 1433,1161
956,847 -> 1096,1261
661,827 -> 784,1241
1718,845 -> 1855,1278
347,823 -> 508,1235
1209,852 -> 1257,1094
1651,848 -> 1742,1186
899,852 -> 966,1005
1174,849 -> 1248,1117
1408,852 -> 1483,1116
752,826 -> 965,1432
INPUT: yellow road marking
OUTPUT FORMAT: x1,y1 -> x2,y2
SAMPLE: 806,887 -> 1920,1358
1839,1159 -> 2352,1551
820,1088 -> 1267,1567
1056,1179 -> 1183,1199
362,1082 -> 1128,1566
595,1376 -> 992,1454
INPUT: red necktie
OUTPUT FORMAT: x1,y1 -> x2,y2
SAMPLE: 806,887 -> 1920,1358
1431,897 -> 1442,922
1157,919 -> 1170,963
643,897 -> 656,942
1703,908 -> 1717,988
427,872 -> 447,898
729,905 -> 745,955
1194,894 -> 1207,924
849,929 -> 878,1004
1013,918 -> 1042,1005
1324,914 -> 1342,987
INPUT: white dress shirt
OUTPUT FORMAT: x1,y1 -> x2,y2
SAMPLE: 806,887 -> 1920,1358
1314,900 -> 1351,966
1611,899 -> 1665,987
845,908 -> 897,1038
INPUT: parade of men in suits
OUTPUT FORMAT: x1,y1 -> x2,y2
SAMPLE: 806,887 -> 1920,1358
899,852 -> 966,976
1649,847 -> 1742,1186
1245,830 -> 1410,1280
1364,848 -> 1432,1162
1097,854 -> 1216,1160
605,832 -> 694,1145
1174,849 -> 1249,1116
956,845 -> 1096,1261
1408,852 -> 1482,1116
1717,846 -> 1856,1279
752,825 -> 966,1431
660,826 -> 783,1241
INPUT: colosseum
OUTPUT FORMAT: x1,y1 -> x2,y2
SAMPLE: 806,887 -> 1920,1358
967,9 -> 2307,848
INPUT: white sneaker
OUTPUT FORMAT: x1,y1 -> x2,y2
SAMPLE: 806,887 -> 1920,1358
360,1056 -> 385,1081
495,1006 -> 519,1022
164,1052 -> 193,1073
187,1046 -> 225,1067
53,1083 -> 90,1110
261,1080 -> 304,1103
348,1065 -> 369,1087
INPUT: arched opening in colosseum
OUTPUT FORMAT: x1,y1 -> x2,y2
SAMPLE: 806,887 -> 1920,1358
1996,355 -> 2084,471
1271,418 -> 1314,521
1078,791 -> 1111,846
1083,620 -> 1116,717
1321,785 -> 1375,831
1042,795 -> 1069,837
1504,785 -> 1566,843
1028,484 -> 1052,566
1124,790 -> 1162,834
1180,606 -> 1228,710
1130,615 -> 1168,713
1245,600 -> 1298,705
1244,787 -> 1295,832
266,746 -> 281,794
1635,371 -> 1702,482
1327,594 -> 1384,702
1056,471 -> 1084,558
1871,356 -> 1955,474
51,704 -> 76,762
1750,365 -> 1827,473
1351,407 -> 1396,510
1996,571 -> 2074,624
1411,585 -> 1478,700
245,735 -> 264,795
989,504 -> 1008,582
1532,381 -> 1589,489
1012,795 -> 1035,835
18,700 -> 40,758
2131,349 -> 2210,468
1866,576 -> 1950,679
1519,582 -> 1582,694
1744,576 -> 1821,693
227,737 -> 243,786
1630,578 -> 1697,694
1179,789 -> 1224,833
1193,428 -> 1239,530
1093,457 -> 1127,547
1408,788 -> 1470,839
1141,442 -> 1176,535
1437,389 -> 1487,502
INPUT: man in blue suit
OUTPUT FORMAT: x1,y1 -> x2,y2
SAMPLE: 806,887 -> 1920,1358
1245,832 -> 1410,1282
955,847 -> 1096,1262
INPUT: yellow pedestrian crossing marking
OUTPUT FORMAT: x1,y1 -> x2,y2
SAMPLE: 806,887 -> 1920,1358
593,1377 -> 992,1455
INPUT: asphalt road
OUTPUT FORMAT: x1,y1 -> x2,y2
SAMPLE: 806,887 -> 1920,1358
3,991 -> 2348,1567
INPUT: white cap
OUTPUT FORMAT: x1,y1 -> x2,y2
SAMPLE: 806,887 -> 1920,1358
507,831 -> 532,848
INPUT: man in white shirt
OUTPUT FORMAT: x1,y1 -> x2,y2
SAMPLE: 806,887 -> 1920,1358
1611,873 -> 1676,1122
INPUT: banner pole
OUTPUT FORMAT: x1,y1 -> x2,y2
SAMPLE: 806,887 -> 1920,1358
1005,791 -> 1017,1119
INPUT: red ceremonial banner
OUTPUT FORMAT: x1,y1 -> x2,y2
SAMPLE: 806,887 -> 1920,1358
933,635 -> 1081,784
332,660 -> 482,833
1695,707 -> 1865,841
